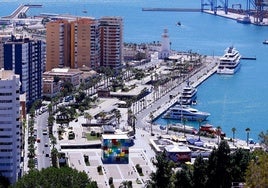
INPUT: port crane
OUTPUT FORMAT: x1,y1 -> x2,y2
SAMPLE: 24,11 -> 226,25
201,0 -> 268,24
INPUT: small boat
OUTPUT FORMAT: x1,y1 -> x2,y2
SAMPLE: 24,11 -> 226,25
82,10 -> 87,13
199,124 -> 226,137
263,40 -> 268,44
176,21 -> 181,26
217,46 -> 241,74
178,81 -> 197,105
237,16 -> 251,24
163,105 -> 210,121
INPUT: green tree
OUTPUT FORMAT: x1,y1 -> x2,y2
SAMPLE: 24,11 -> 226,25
193,155 -> 208,188
230,148 -> 251,183
149,112 -> 154,136
174,164 -> 193,188
149,152 -> 173,188
258,130 -> 268,149
245,151 -> 268,187
84,112 -> 93,124
207,140 -> 232,188
231,127 -> 236,144
13,167 -> 97,188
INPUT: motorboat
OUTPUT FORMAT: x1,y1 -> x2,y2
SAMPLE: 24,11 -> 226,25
237,16 -> 251,24
178,81 -> 197,105
199,124 -> 226,137
163,105 -> 210,121
263,40 -> 268,44
217,46 -> 241,74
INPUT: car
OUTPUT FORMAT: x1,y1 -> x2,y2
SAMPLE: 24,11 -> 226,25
36,138 -> 41,143
44,143 -> 48,147
45,154 -> 49,157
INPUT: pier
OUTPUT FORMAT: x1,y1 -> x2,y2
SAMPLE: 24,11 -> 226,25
1,4 -> 42,19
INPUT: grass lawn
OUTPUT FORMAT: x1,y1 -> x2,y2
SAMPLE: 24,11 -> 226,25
86,133 -> 100,141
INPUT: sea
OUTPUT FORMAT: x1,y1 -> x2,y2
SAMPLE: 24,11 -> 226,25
1,0 -> 268,141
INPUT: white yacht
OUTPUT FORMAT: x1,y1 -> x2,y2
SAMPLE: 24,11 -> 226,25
163,105 -> 210,121
217,46 -> 241,74
179,81 -> 197,105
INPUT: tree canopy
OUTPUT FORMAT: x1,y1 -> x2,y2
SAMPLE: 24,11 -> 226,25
12,167 -> 97,188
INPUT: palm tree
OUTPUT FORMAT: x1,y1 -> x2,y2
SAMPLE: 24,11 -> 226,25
198,119 -> 202,141
245,128 -> 251,146
114,109 -> 122,128
84,112 -> 93,124
182,117 -> 187,137
231,127 -> 236,145
149,112 -> 154,136
216,126 -> 221,144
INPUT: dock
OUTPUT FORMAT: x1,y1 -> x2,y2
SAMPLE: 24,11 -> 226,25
241,57 -> 257,60
142,8 -> 204,12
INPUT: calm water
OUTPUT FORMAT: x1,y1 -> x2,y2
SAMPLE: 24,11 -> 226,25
1,0 -> 268,140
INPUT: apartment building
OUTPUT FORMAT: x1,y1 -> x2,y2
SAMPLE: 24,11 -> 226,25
46,17 -> 123,71
3,36 -> 44,108
70,18 -> 100,69
99,17 -> 123,71
0,70 -> 21,184
46,19 -> 70,70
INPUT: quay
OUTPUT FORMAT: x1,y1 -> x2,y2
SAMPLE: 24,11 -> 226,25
1,4 -> 42,19
142,8 -> 204,12
134,56 -> 219,130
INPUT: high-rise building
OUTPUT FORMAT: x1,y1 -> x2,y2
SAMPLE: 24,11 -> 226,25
99,17 -> 123,70
70,18 -> 100,69
46,20 -> 70,71
4,36 -> 44,108
46,17 -> 123,71
0,70 -> 21,184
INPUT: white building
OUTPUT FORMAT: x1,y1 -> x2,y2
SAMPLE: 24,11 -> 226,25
159,29 -> 170,59
0,70 -> 21,184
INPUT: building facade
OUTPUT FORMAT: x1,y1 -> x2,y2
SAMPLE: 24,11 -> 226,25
102,134 -> 130,164
3,36 -> 44,108
99,17 -> 123,71
70,18 -> 100,69
0,70 -> 21,184
46,17 -> 123,71
46,20 -> 70,71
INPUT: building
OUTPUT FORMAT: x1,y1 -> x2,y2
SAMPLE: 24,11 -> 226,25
99,17 -> 123,71
70,18 -> 100,69
164,144 -> 192,163
43,68 -> 82,97
101,134 -> 130,164
159,29 -> 170,59
46,19 -> 70,71
3,36 -> 44,108
46,17 -> 123,71
0,70 -> 21,184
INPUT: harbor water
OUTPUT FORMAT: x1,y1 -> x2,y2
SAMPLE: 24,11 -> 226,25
1,0 -> 268,141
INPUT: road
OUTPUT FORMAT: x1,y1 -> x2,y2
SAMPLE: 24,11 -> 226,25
35,111 -> 51,170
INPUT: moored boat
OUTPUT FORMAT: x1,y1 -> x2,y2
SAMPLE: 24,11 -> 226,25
217,46 -> 241,74
263,40 -> 268,44
163,105 -> 210,121
178,81 -> 197,105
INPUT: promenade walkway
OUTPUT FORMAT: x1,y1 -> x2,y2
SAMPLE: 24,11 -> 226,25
135,56 -> 219,132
